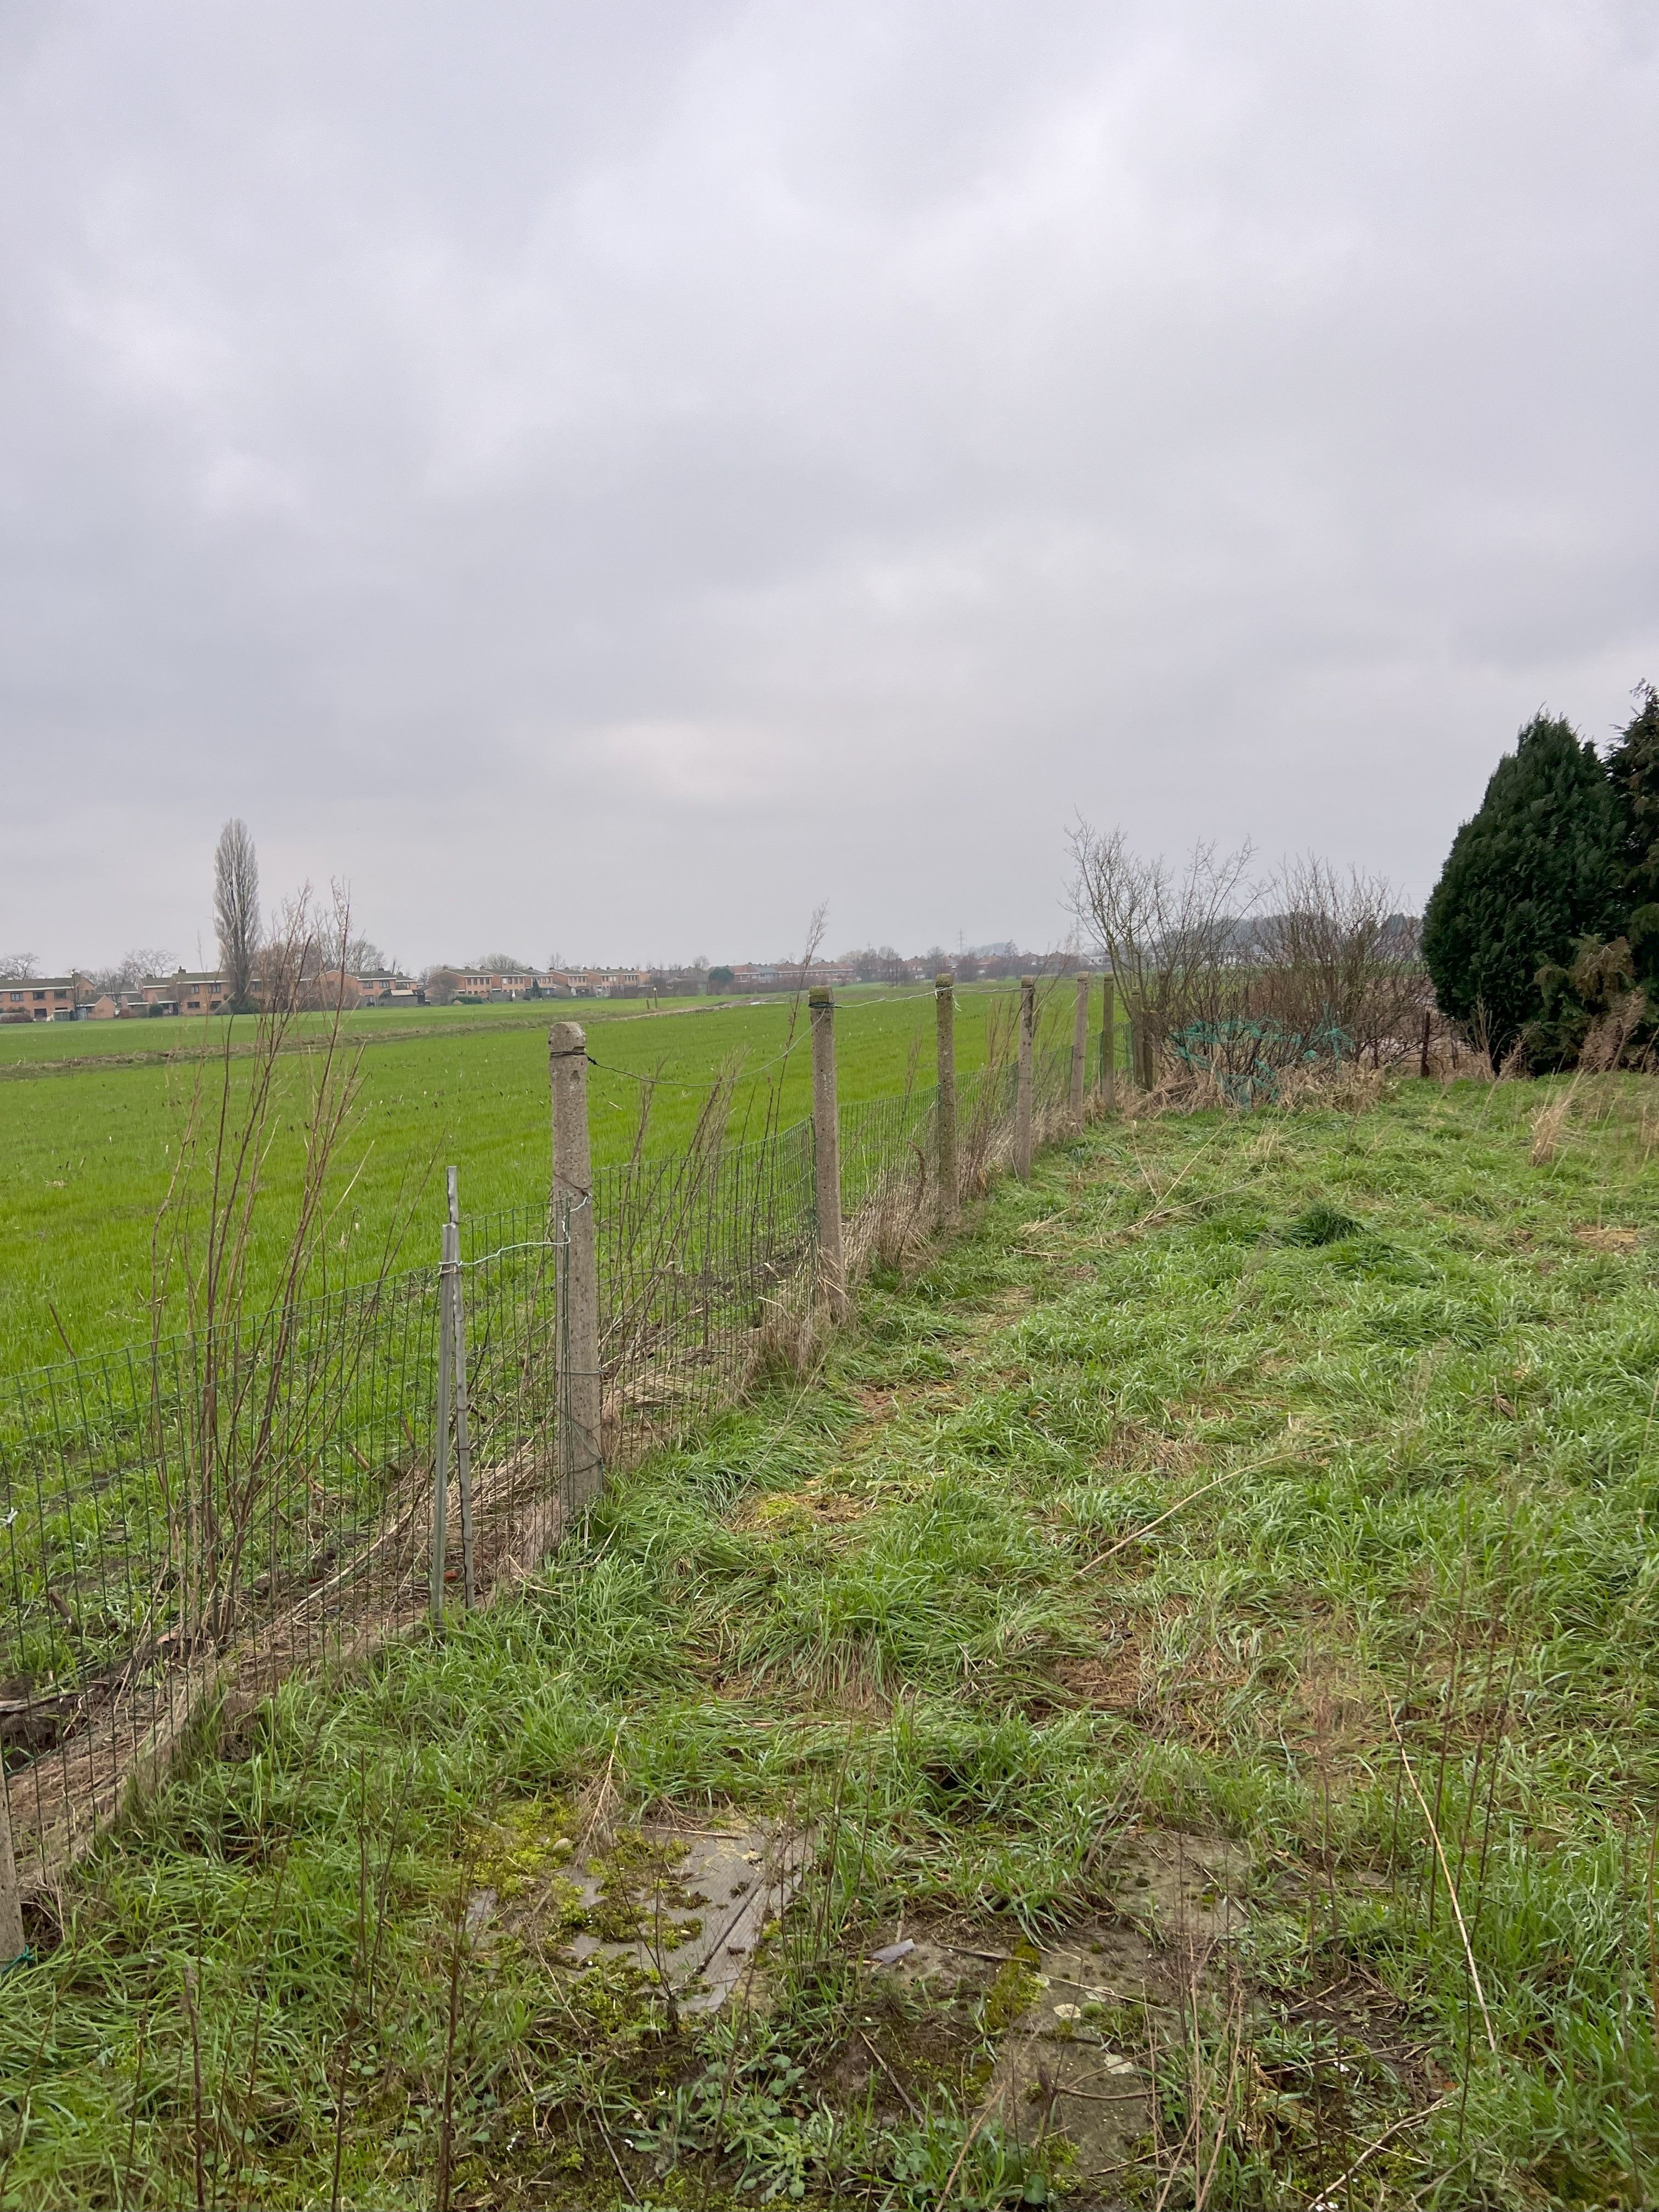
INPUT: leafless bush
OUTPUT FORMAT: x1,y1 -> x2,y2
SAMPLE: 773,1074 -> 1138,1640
1256,855 -> 1426,1064
1070,826 -> 1428,1101
1067,822 -> 1257,1039
151,887 -> 373,1646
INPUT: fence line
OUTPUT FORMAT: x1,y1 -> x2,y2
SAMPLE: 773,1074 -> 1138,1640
0,980 -> 1092,1908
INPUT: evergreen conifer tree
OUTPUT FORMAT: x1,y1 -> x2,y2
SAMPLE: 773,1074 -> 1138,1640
1604,681 -> 1659,985
1422,713 -> 1620,1053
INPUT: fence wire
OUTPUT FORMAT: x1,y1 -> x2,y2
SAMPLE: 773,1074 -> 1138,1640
0,1264 -> 445,1884
1,1038 -> 1087,1891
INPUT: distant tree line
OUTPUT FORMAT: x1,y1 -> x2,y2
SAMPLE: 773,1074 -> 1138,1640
27,817 -> 1069,1010
833,945 -> 1071,983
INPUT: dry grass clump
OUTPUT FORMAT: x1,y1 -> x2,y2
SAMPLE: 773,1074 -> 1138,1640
1529,1080 -> 1578,1165
1121,1053 -> 1386,1120
1277,1058 -> 1384,1114
1571,1223 -> 1641,1252
1578,989 -> 1647,1071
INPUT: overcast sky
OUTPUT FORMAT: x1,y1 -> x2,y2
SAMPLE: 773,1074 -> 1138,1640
3,1 -> 1656,973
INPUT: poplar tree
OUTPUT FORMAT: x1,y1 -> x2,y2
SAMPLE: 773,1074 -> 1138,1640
213,819 -> 261,1012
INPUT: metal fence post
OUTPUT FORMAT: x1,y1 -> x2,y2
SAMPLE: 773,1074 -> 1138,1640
1015,975 -> 1035,1181
447,1166 -> 475,1610
810,988 -> 848,1318
550,1022 -> 604,1511
1069,972 -> 1089,1119
0,1774 -> 23,1967
1100,975 -> 1116,1110
935,970 -> 957,1226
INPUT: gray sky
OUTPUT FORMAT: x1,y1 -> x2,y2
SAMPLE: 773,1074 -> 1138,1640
3,1 -> 1657,973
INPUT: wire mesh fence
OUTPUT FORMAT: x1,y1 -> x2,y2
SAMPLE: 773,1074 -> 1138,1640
0,1262 -> 445,1885
1,1026 -> 1088,1895
594,1118 -> 817,1460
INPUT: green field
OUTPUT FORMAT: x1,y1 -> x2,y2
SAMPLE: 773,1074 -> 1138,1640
0,983 -> 1076,1376
5,1075 -> 1657,2206
0,998 -> 567,1065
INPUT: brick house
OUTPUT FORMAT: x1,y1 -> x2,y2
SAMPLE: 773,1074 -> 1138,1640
452,969 -> 535,1001
0,976 -> 85,1021
138,970 -> 228,1016
354,969 -> 422,1005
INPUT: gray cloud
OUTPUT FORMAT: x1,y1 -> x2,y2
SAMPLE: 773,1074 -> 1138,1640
3,0 -> 1657,967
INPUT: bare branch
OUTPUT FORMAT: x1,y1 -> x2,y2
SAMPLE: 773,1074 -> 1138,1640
1065,821 -> 1258,1033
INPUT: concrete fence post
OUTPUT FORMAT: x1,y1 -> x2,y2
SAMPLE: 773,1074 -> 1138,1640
1069,973 -> 1089,1119
935,971 -> 957,1225
431,1205 -> 453,1623
1015,975 -> 1036,1181
810,988 -> 848,1319
447,1165 -> 475,1610
550,1022 -> 604,1512
1100,975 -> 1116,1111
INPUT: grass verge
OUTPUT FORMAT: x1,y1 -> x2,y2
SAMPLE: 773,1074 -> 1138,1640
4,1072 -> 1658,2207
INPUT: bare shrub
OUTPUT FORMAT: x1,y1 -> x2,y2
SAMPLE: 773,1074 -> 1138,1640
1069,827 -> 1430,1105
1256,856 -> 1426,1064
1067,822 -> 1256,1043
151,888 -> 374,1645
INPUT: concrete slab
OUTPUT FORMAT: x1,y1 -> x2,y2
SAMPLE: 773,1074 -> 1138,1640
469,1816 -> 814,2014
